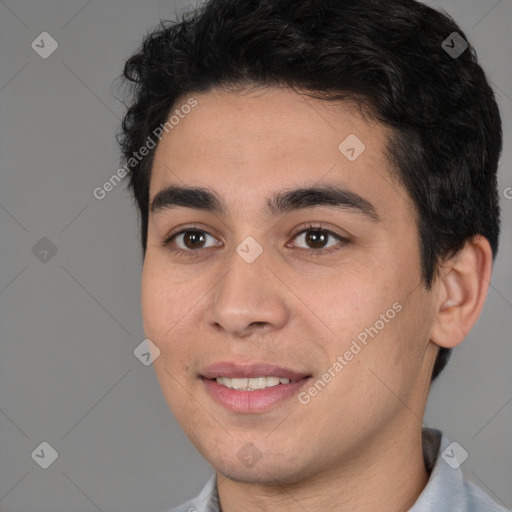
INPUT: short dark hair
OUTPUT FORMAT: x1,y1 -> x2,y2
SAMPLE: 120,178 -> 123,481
118,0 -> 502,381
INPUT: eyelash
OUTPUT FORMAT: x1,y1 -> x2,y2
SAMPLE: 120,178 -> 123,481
161,223 -> 349,259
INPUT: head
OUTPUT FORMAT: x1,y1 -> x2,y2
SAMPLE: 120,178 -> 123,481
118,0 -> 501,486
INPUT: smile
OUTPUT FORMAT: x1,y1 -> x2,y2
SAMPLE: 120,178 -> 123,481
215,376 -> 294,390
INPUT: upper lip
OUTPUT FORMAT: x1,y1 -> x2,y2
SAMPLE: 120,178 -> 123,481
201,362 -> 310,381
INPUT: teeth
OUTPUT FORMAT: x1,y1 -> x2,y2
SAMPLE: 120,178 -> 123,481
248,377 -> 267,389
215,376 -> 293,390
231,378 -> 248,390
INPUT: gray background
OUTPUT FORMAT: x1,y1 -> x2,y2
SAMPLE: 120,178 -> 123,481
0,0 -> 511,510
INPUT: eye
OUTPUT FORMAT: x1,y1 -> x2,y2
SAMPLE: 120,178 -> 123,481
289,224 -> 348,254
161,223 -> 349,258
162,227 -> 220,257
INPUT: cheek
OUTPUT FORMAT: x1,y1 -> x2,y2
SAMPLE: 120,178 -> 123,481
306,268 -> 394,347
141,261 -> 166,338
312,260 -> 424,373
141,256 -> 191,335
142,263 -> 198,413
140,259 -> 186,366
141,258 -> 205,374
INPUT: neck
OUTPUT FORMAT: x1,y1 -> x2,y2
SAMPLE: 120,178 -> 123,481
217,425 -> 429,512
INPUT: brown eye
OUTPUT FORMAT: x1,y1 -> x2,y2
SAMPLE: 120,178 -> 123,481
162,227 -> 221,257
292,228 -> 344,251
304,230 -> 329,249
182,230 -> 207,249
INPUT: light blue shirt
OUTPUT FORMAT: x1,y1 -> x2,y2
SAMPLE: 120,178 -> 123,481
169,428 -> 509,512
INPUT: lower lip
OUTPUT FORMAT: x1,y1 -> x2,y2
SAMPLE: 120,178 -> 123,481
202,378 -> 310,413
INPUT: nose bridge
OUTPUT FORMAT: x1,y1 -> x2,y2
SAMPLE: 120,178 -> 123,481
206,241 -> 289,337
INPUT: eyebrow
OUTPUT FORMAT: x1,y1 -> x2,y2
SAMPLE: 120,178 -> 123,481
150,184 -> 380,222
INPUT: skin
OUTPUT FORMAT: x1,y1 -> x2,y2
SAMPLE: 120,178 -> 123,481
141,86 -> 492,511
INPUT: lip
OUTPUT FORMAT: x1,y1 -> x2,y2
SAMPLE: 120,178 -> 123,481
201,362 -> 310,381
200,361 -> 311,413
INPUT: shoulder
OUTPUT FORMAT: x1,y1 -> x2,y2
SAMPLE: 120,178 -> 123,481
464,479 -> 510,512
167,474 -> 219,512
411,428 -> 510,512
168,498 -> 198,512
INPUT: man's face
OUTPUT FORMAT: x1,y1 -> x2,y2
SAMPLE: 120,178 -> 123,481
142,87 -> 439,484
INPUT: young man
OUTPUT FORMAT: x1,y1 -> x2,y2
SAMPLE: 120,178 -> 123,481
118,0 -> 507,510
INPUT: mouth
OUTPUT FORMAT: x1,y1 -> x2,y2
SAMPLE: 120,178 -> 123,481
214,376 -> 297,391
200,362 -> 311,413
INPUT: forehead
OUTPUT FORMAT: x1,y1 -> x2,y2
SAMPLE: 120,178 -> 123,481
153,87 -> 381,168
149,86 -> 413,219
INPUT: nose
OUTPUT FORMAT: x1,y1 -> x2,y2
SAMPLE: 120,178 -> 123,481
205,249 -> 290,339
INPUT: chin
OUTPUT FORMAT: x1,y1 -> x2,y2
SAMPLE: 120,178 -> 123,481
220,467 -> 279,484
217,464 -> 299,486
207,449 -> 316,487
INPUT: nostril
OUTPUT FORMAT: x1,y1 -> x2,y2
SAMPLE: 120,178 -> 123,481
250,322 -> 267,328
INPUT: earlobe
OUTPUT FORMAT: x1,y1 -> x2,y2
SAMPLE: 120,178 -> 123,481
430,235 -> 493,349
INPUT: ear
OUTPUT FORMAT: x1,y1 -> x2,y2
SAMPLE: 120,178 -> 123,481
430,235 -> 493,349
